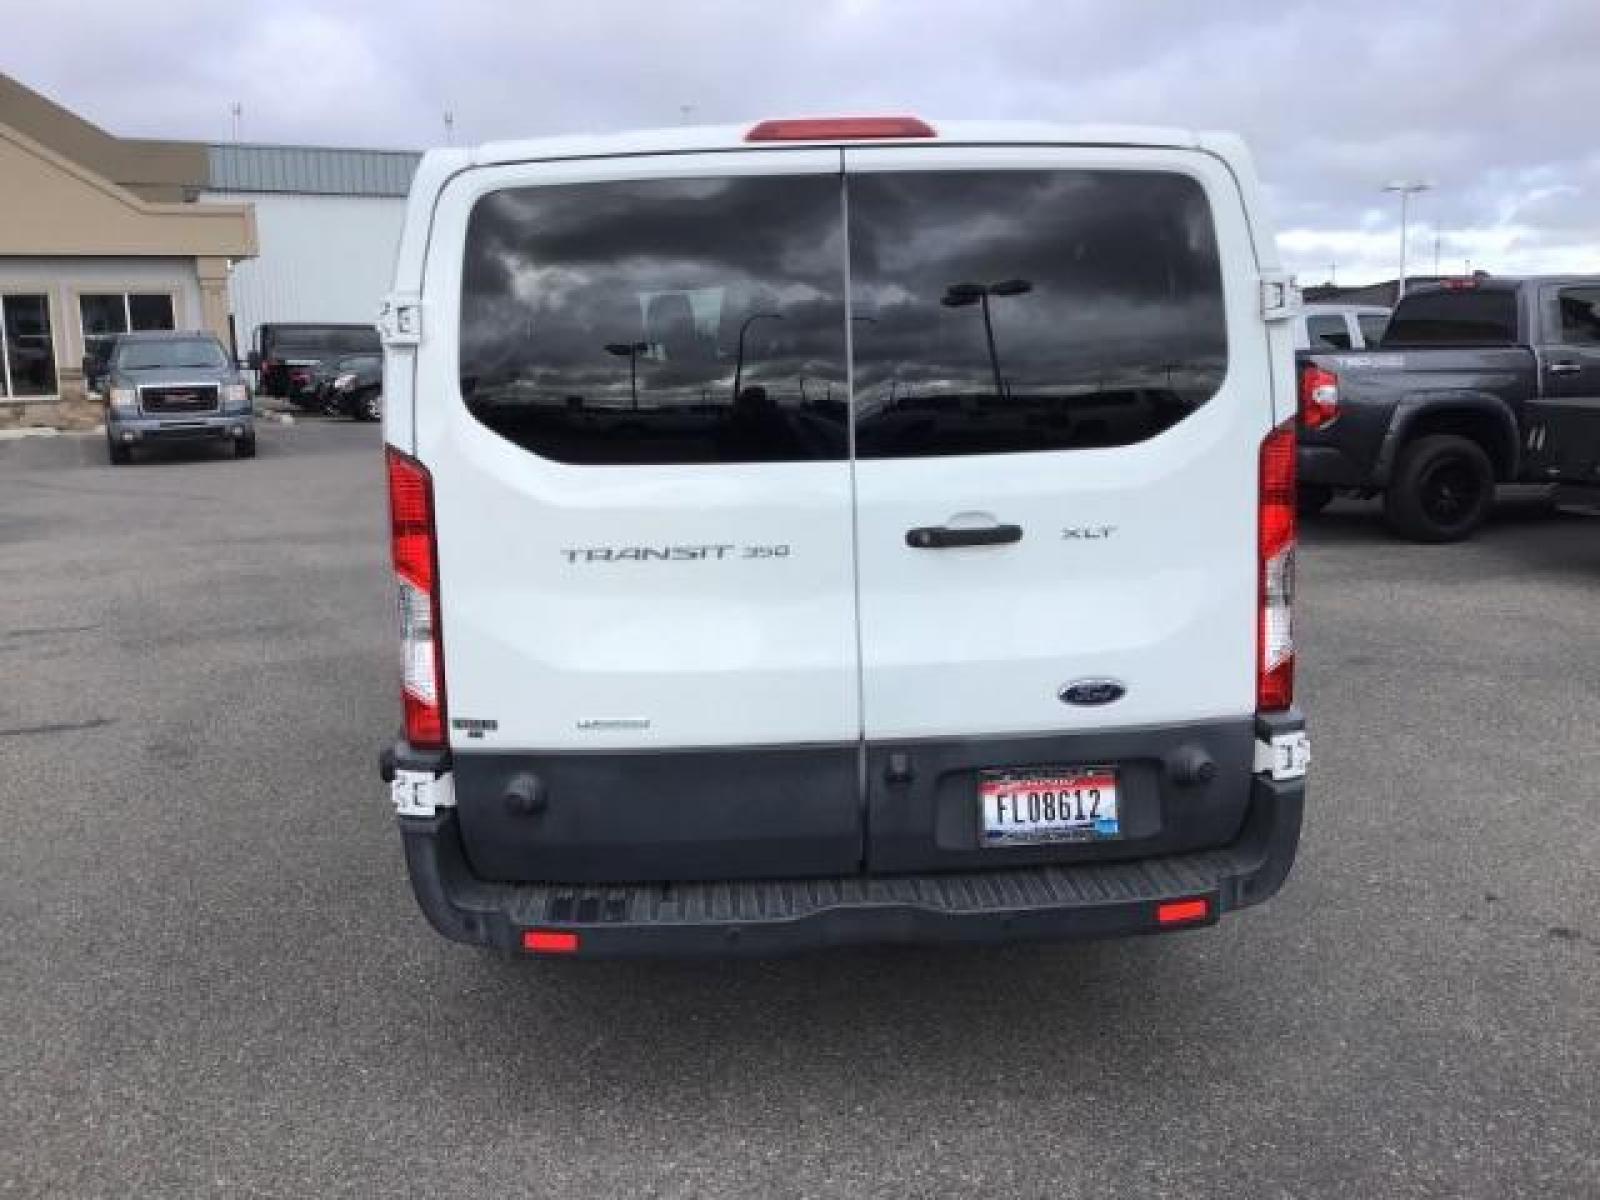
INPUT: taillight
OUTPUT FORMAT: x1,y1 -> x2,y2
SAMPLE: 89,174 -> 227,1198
1258,420 -> 1296,712
745,116 -> 936,141
1298,364 -> 1340,430
386,447 -> 447,748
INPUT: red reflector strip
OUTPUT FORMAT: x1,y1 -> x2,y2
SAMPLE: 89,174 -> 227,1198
1157,898 -> 1210,926
522,930 -> 579,954
746,116 -> 936,142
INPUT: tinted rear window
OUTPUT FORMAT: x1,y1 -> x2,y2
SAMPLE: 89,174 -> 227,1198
848,170 -> 1226,458
458,168 -> 1225,465
460,175 -> 847,465
1305,315 -> 1352,349
269,328 -> 380,357
1382,290 -> 1519,346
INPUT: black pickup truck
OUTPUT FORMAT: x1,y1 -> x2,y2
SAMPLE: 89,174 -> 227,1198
1298,275 -> 1600,540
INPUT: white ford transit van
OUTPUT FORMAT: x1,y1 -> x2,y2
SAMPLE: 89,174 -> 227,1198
380,116 -> 1309,956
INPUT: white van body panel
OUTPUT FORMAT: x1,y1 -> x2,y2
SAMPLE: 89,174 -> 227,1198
386,123 -> 1290,751
410,149 -> 859,750
844,143 -> 1270,738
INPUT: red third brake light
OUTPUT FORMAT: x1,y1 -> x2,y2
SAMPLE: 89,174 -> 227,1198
1298,363 -> 1340,430
745,116 -> 936,142
1258,420 -> 1297,712
386,447 -> 447,749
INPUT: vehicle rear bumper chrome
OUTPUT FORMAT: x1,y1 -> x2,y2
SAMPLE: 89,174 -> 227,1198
396,773 -> 1304,958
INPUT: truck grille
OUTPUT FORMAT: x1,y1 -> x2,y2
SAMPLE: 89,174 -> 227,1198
140,384 -> 219,414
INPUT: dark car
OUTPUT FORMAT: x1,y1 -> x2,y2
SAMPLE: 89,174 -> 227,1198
311,352 -> 383,421
1297,275 -> 1600,539
250,324 -> 381,405
101,331 -> 254,463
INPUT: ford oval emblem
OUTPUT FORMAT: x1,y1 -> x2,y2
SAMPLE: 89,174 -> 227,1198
1059,678 -> 1126,706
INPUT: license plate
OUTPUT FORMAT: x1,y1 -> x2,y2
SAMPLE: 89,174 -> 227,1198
978,766 -> 1120,845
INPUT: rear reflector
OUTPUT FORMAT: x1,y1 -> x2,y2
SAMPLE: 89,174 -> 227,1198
1257,420 -> 1297,712
386,447 -> 447,749
1157,898 -> 1210,926
523,930 -> 580,954
745,116 -> 936,142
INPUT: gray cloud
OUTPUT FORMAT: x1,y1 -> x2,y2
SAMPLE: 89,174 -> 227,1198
8,0 -> 1600,282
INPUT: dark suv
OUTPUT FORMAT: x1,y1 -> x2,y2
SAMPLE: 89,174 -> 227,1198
251,324 -> 381,405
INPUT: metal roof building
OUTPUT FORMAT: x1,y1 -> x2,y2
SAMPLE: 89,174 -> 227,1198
205,143 -> 421,198
199,144 -> 424,351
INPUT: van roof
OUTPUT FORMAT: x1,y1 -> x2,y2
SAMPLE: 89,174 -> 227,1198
464,120 -> 1212,168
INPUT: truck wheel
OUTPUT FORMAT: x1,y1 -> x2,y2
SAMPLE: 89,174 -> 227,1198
108,440 -> 131,466
1384,434 -> 1494,542
1297,485 -> 1334,516
234,433 -> 257,459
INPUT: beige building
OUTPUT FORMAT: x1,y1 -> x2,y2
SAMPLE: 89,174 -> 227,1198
0,73 -> 257,428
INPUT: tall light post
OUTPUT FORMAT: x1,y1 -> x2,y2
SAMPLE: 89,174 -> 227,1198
1383,181 -> 1431,300
941,279 -> 1033,399
732,312 -> 783,400
604,340 -> 648,409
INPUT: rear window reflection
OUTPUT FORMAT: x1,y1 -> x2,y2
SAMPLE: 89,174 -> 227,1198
459,175 -> 848,465
848,170 -> 1227,459
458,168 -> 1227,465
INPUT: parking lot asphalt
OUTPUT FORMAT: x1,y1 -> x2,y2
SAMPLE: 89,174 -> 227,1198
1,421 -> 1596,1199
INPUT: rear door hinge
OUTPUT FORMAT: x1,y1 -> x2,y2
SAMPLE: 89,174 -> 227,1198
378,292 -> 423,346
1260,272 -> 1301,322
391,768 -> 455,817
1254,729 -> 1310,781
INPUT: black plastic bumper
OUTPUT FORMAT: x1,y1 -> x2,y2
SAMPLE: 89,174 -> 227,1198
397,774 -> 1304,958
1298,443 -> 1371,489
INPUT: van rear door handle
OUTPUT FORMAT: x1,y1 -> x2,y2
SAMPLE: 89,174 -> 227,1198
905,524 -> 1023,548
1547,361 -> 1583,375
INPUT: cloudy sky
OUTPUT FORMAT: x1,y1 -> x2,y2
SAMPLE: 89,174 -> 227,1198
7,0 -> 1599,284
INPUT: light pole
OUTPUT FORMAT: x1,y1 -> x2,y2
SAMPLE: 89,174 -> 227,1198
941,279 -> 1033,399
732,312 -> 782,400
1383,181 -> 1431,300
603,340 -> 648,409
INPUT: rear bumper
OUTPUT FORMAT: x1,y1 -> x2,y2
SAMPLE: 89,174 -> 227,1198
1298,442 -> 1371,489
397,773 -> 1304,958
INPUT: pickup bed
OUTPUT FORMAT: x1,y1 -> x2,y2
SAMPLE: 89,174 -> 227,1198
1297,276 -> 1600,540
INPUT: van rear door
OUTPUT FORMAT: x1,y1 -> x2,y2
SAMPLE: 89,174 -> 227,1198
842,145 -> 1270,872
417,150 -> 864,881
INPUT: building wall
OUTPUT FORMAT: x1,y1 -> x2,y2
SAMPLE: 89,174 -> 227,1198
0,122 -> 254,259
0,255 -> 202,365
0,256 -> 201,422
202,191 -> 405,351
0,73 -> 207,202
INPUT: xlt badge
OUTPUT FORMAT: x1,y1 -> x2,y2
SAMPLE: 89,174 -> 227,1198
1061,526 -> 1116,540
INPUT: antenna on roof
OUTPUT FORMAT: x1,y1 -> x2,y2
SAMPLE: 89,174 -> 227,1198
443,110 -> 456,145
230,102 -> 242,143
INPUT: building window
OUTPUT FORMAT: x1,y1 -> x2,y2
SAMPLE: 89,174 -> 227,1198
79,292 -> 177,358
1,294 -> 58,399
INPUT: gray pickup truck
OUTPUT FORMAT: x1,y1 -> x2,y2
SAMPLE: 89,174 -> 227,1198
100,331 -> 255,464
1297,275 -> 1600,540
